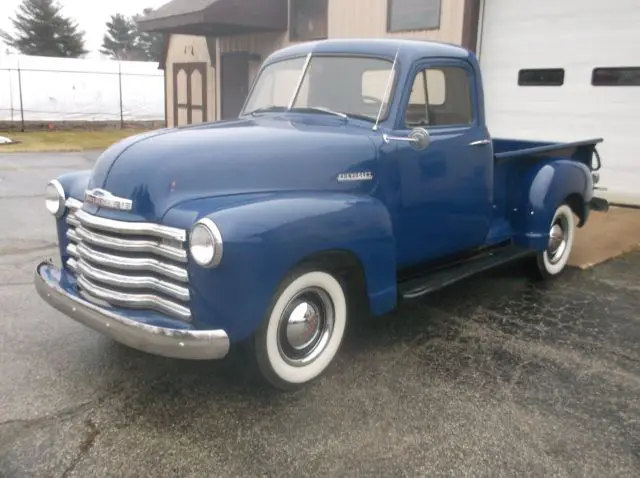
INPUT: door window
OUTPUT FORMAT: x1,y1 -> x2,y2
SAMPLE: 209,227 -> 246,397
404,66 -> 472,128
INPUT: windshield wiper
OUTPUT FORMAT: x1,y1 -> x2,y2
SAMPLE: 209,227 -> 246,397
343,112 -> 376,123
290,106 -> 348,119
247,105 -> 373,123
245,105 -> 287,116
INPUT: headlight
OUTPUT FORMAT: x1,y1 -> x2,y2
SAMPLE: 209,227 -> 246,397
189,218 -> 223,267
45,180 -> 66,217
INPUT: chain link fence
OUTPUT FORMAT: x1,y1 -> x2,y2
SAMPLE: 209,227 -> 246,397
0,53 -> 165,130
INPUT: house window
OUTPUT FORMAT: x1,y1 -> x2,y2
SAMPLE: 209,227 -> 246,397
404,66 -> 472,128
518,68 -> 565,86
290,0 -> 328,41
387,0 -> 441,33
592,67 -> 640,86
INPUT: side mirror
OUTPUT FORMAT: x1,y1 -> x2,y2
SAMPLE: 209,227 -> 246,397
407,127 -> 430,150
382,127 -> 431,151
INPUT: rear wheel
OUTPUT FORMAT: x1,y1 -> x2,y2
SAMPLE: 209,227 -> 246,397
253,267 -> 348,391
534,204 -> 576,279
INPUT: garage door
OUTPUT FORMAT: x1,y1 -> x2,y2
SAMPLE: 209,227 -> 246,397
477,0 -> 640,206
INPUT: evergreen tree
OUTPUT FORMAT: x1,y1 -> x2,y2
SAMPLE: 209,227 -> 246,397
100,8 -> 164,62
134,8 -> 164,62
100,13 -> 141,60
0,0 -> 87,57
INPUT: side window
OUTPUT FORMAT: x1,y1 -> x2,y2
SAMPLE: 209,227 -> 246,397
518,68 -> 564,86
592,67 -> 640,86
290,0 -> 328,41
387,0 -> 441,32
404,66 -> 472,128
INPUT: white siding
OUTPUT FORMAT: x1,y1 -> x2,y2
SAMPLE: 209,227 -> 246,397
478,0 -> 640,205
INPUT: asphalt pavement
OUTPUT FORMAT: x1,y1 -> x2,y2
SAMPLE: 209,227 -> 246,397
1,152 -> 639,477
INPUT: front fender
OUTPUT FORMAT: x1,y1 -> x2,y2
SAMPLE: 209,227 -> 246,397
54,170 -> 91,265
164,193 -> 397,342
509,159 -> 592,250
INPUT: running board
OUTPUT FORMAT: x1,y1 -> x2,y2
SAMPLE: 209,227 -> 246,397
399,246 -> 533,300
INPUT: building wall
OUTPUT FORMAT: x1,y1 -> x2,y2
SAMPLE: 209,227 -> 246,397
328,0 -> 465,42
164,34 -> 216,126
167,0 -> 468,124
219,31 -> 290,82
219,0 -> 466,78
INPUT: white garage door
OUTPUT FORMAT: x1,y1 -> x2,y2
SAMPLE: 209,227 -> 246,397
478,0 -> 640,205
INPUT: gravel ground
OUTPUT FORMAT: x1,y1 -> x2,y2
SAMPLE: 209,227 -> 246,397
1,152 -> 639,477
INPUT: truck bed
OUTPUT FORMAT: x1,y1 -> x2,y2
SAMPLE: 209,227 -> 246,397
485,137 -> 604,246
493,137 -> 603,170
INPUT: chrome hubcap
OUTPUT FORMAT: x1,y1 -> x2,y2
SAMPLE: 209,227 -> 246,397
547,218 -> 568,264
278,288 -> 334,366
286,302 -> 322,350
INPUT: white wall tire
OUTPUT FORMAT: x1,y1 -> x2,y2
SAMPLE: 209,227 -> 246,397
535,204 -> 576,279
253,268 -> 348,391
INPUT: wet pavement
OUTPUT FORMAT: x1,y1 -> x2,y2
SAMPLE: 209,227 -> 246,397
1,152 -> 639,477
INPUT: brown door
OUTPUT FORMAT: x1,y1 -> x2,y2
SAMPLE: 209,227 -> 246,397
221,52 -> 250,119
173,62 -> 207,126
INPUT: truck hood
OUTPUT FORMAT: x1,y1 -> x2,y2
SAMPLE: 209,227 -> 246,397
87,116 -> 378,221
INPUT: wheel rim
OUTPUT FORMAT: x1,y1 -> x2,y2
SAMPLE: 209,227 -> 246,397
277,287 -> 334,367
546,215 -> 569,264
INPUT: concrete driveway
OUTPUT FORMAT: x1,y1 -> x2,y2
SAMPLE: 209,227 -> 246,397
1,152 -> 639,477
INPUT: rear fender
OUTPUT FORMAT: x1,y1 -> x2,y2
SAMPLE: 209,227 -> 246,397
164,193 -> 397,341
509,159 -> 592,250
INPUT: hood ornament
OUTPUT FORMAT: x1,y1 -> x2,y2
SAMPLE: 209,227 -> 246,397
84,188 -> 133,211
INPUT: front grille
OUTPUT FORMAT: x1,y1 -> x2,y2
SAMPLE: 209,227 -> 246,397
64,198 -> 191,321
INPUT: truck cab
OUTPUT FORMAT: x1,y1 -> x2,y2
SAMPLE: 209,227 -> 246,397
35,39 -> 607,390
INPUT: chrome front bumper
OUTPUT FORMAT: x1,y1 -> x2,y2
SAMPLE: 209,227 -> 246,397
34,261 -> 230,360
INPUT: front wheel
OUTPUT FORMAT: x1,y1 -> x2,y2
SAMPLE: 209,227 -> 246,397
253,268 -> 348,391
534,204 -> 576,279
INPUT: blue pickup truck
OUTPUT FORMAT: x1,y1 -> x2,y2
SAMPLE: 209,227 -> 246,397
35,39 -> 608,390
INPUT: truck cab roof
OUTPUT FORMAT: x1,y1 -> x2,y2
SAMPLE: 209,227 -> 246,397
265,38 -> 474,65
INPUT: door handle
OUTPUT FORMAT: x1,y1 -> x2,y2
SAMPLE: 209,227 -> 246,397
469,139 -> 490,146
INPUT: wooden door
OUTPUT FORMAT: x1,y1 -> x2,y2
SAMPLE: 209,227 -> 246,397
221,52 -> 251,120
173,62 -> 208,126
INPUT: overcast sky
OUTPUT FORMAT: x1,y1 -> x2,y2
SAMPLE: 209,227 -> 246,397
1,0 -> 169,59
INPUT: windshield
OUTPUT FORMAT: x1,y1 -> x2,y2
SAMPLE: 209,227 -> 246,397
241,55 -> 396,122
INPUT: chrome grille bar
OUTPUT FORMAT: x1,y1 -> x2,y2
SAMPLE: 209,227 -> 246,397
63,198 -> 191,322
67,215 -> 80,227
66,197 -> 83,210
68,226 -> 187,263
68,243 -> 189,283
74,271 -> 191,321
71,258 -> 190,302
74,208 -> 186,242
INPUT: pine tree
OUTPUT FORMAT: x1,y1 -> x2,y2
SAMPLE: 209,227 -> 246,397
0,0 -> 87,57
135,8 -> 164,62
100,9 -> 164,62
100,14 -> 141,60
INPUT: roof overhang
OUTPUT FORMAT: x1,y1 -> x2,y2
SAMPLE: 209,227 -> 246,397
137,0 -> 288,37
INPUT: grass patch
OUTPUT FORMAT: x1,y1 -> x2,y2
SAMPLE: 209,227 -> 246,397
0,129 -> 153,153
